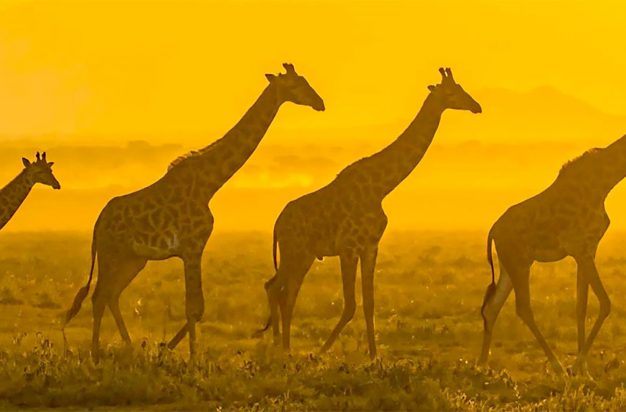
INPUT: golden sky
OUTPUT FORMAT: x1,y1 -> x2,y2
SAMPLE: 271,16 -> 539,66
1,0 -> 626,233
1,0 -> 625,138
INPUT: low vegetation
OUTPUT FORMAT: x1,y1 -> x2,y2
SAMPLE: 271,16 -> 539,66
1,231 -> 626,410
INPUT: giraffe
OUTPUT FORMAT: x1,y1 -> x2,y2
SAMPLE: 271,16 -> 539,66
479,135 -> 626,376
256,68 -> 482,358
63,63 -> 325,361
0,152 -> 60,231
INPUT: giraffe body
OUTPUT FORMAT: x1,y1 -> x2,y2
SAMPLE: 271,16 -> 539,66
492,186 -> 609,263
96,170 -> 214,263
480,139 -> 626,375
276,178 -> 388,262
64,64 -> 324,361
261,68 -> 482,358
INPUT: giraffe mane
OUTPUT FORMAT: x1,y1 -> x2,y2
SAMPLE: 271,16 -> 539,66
559,148 -> 602,174
167,141 -> 220,171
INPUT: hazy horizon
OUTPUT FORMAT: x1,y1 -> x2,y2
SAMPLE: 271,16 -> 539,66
1,0 -> 626,233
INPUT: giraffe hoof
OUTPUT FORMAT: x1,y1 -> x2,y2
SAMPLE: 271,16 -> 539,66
251,329 -> 264,339
544,358 -> 565,377
551,362 -> 566,377
570,359 -> 594,380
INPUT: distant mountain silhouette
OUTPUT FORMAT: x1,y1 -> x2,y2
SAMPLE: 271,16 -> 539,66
437,86 -> 626,144
263,86 -> 626,146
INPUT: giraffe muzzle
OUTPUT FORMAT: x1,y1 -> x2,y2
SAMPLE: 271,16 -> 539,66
471,103 -> 483,114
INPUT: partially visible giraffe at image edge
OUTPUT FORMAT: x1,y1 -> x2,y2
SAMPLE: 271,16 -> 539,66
63,63 -> 325,361
0,152 -> 60,231
257,68 -> 482,359
480,135 -> 626,376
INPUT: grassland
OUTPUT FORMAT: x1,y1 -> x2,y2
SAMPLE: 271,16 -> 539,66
2,230 -> 626,410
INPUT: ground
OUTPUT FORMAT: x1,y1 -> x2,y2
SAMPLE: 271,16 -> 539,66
1,230 -> 626,410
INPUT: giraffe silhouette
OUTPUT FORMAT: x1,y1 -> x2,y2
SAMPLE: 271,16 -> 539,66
257,68 -> 482,358
63,63 -> 325,361
0,152 -> 60,231
480,135 -> 626,376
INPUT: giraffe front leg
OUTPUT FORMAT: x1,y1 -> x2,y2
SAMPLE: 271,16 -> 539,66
573,256 -> 610,378
360,246 -> 378,360
183,255 -> 204,360
508,261 -> 564,375
167,323 -> 188,350
572,259 -> 590,377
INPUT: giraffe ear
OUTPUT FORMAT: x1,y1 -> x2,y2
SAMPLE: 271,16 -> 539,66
48,162 -> 54,167
22,158 -> 31,167
265,73 -> 276,82
427,85 -> 436,92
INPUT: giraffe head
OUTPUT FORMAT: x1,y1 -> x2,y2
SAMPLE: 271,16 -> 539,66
265,63 -> 325,111
427,68 -> 482,113
22,152 -> 61,190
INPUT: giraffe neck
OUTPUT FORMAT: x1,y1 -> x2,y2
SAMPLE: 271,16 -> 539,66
351,92 -> 444,198
0,170 -> 34,230
596,135 -> 626,197
170,83 -> 282,200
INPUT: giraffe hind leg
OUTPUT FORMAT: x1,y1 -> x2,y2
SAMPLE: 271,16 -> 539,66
91,285 -> 107,363
276,251 -> 315,351
251,274 -> 281,342
107,257 -> 147,344
265,274 -> 282,345
479,264 -> 513,365
90,253 -> 147,361
90,253 -> 114,363
320,252 -> 359,353
109,297 -> 131,344
502,253 -> 564,375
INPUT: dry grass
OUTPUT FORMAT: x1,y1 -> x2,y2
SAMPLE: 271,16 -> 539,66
1,230 -> 626,410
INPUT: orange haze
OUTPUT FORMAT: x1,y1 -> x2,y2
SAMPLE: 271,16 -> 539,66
1,0 -> 626,234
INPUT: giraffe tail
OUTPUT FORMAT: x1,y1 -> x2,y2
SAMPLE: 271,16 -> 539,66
253,315 -> 272,338
63,223 -> 98,328
252,276 -> 277,338
481,226 -> 497,327
254,223 -> 281,337
272,224 -> 279,271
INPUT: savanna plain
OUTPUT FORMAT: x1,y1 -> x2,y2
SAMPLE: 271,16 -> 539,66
2,230 -> 626,411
